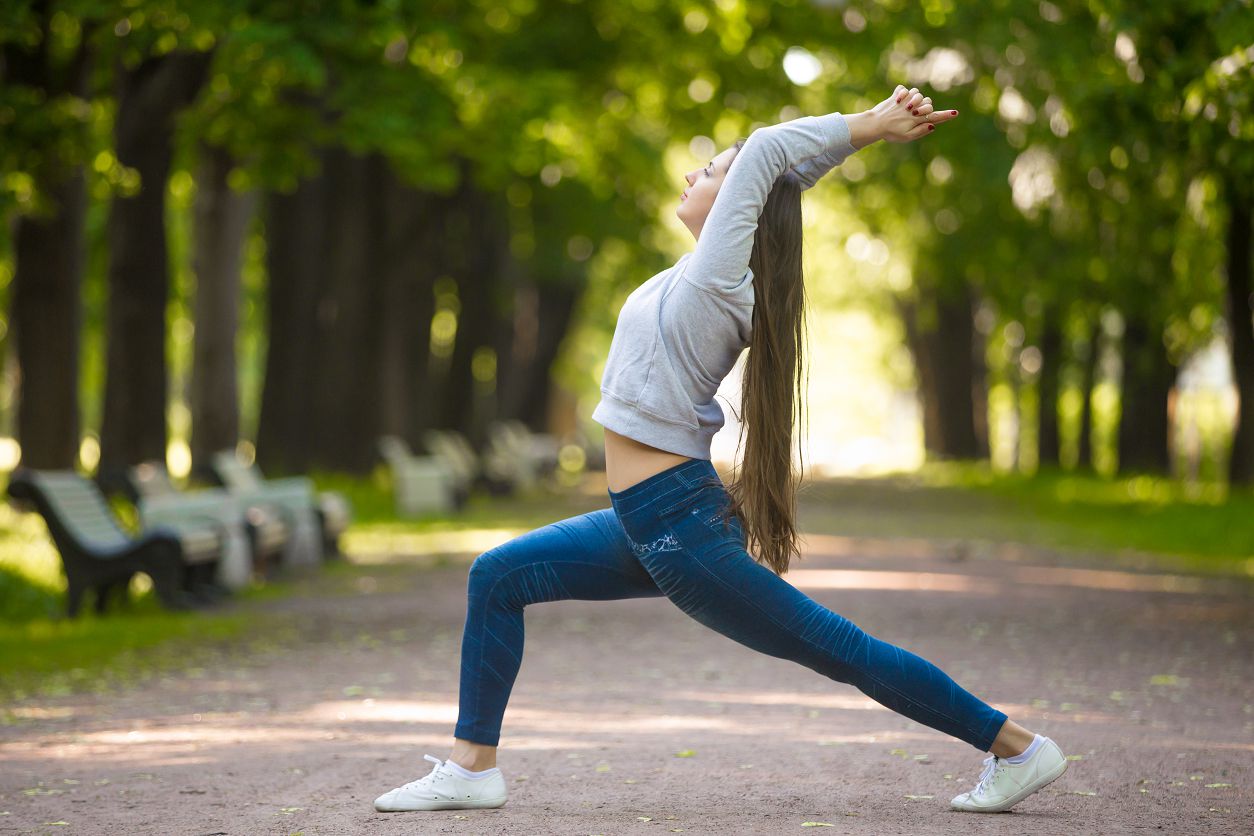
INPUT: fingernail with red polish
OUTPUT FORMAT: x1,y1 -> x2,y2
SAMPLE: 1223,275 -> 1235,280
928,124 -> 935,131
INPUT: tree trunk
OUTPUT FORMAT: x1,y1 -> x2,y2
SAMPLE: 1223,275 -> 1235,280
509,279 -> 581,428
1037,313 -> 1063,467
292,147 -> 386,473
376,164 -> 440,444
306,148 -> 386,473
405,260 -> 438,449
13,172 -> 86,469
1116,313 -> 1174,474
899,282 -> 981,460
1076,319 -> 1099,472
99,51 -> 210,484
1225,176 -> 1254,485
256,167 -> 328,475
190,143 -> 256,469
6,6 -> 92,469
437,177 -> 506,449
971,307 -> 991,461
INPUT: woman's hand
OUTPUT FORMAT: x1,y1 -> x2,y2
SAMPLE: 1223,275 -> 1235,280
850,85 -> 959,147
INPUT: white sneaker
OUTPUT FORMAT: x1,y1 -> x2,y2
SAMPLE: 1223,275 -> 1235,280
374,753 -> 508,812
950,736 -> 1069,813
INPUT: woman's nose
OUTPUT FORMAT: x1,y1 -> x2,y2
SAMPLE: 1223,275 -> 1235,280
684,171 -> 696,186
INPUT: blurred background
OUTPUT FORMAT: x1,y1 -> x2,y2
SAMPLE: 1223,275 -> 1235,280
2,0 -> 1252,487
2,0 -> 1253,567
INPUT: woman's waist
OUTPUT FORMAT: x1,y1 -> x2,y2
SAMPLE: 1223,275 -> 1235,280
603,428 -> 696,493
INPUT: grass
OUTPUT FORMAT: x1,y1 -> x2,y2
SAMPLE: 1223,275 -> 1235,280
799,462 -> 1254,577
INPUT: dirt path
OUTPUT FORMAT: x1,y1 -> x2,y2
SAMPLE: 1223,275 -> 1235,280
2,513 -> 1251,835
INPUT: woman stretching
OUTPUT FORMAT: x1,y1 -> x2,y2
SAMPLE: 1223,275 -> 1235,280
375,84 -> 1069,816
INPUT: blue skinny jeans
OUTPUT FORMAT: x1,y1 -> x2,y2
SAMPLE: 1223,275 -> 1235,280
454,458 -> 1008,751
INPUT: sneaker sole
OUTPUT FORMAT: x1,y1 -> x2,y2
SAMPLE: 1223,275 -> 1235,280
375,795 -> 507,812
951,757 -> 1069,813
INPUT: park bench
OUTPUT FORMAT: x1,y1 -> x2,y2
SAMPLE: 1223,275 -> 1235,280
421,428 -> 479,503
484,419 -> 562,492
126,461 -> 288,588
207,450 -> 351,566
7,469 -> 221,616
377,435 -> 458,516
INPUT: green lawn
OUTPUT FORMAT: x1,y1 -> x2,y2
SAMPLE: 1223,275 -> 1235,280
798,462 -> 1254,577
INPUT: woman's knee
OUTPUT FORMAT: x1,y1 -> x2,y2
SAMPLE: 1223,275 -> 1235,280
467,548 -> 511,594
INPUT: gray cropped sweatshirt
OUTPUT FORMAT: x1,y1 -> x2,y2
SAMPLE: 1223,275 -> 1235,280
591,111 -> 860,459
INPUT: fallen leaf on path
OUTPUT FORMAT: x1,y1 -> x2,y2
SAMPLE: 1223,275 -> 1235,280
1205,783 -> 1233,788
800,822 -> 834,827
595,764 -> 611,772
674,749 -> 696,758
1068,790 -> 1097,796
904,795 -> 934,800
1065,755 -> 1084,761
637,816 -> 652,821
1149,674 -> 1183,686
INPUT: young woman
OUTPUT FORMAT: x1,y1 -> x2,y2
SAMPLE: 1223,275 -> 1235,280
375,84 -> 1069,816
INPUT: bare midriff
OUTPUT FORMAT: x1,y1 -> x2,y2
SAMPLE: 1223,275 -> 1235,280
603,427 -> 694,493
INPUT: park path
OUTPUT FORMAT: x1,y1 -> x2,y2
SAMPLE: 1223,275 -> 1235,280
1,503 -> 1251,835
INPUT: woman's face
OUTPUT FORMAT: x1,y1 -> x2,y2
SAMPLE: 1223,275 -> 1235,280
676,145 -> 739,240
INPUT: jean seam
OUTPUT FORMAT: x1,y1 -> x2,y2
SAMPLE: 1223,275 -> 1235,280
616,483 -> 690,518
658,520 -> 989,746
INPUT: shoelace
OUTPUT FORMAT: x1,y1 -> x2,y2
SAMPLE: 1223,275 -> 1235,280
973,755 -> 1003,796
402,753 -> 453,790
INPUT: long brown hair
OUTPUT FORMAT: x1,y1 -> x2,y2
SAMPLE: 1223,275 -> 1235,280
718,138 -> 808,577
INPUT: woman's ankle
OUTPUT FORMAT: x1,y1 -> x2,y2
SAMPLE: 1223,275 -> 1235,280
989,720 -> 1036,758
449,738 -> 498,771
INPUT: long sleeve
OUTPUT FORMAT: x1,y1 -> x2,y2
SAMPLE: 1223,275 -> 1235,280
684,112 -> 853,295
790,129 -> 859,191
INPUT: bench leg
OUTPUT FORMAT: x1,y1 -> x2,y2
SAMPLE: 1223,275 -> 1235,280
95,576 -> 133,614
66,577 -> 86,618
143,546 -> 193,610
